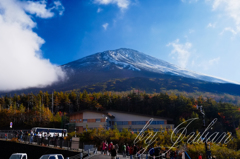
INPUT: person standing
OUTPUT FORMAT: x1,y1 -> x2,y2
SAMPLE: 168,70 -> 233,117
42,133 -> 45,146
53,133 -> 56,147
45,133 -> 48,146
37,132 -> 40,145
181,151 -> 185,159
63,130 -> 66,137
198,153 -> 202,159
133,145 -> 137,158
55,133 -> 59,147
155,148 -> 160,159
105,142 -> 108,155
47,129 -> 50,138
129,145 -> 135,159
115,144 -> 119,155
108,142 -> 113,156
34,131 -> 36,142
170,150 -> 175,159
111,145 -> 117,159
20,130 -> 23,141
38,132 -> 41,145
149,147 -> 155,159
177,150 -> 182,159
40,132 -> 43,146
30,130 -> 33,144
42,132 -> 44,146
123,143 -> 126,157
48,133 -> 51,146
126,144 -> 130,156
166,150 -> 170,159
174,150 -> 178,159
101,141 -> 105,154
60,133 -> 63,148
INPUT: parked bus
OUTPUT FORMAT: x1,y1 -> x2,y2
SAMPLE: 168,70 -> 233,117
31,127 -> 67,137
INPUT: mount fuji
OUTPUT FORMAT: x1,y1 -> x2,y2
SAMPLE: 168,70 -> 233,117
61,48 -> 234,84
2,48 -> 239,95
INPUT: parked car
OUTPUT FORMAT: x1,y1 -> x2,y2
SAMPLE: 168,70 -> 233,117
9,153 -> 27,159
39,154 -> 64,159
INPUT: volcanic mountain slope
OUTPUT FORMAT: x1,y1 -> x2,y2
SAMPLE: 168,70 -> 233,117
1,48 -> 239,95
61,48 -> 235,84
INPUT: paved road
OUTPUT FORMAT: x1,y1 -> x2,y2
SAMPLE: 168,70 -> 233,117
88,154 -> 147,159
87,154 -> 111,158
88,154 -> 126,159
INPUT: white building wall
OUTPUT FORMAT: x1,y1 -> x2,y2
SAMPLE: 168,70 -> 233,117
72,110 -> 174,132
83,111 -> 106,119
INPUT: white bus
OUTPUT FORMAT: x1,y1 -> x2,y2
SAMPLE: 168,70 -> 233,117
31,127 -> 68,137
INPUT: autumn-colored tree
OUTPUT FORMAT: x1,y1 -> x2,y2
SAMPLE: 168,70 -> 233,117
54,96 -> 60,113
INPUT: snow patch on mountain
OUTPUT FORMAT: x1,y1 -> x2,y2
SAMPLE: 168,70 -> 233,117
62,48 -> 238,84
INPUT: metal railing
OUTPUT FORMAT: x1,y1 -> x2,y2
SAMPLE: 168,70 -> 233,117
0,133 -> 99,159
0,132 -> 80,149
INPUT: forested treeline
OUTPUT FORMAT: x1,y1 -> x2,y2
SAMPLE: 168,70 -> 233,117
0,90 -> 240,133
66,126 -> 240,159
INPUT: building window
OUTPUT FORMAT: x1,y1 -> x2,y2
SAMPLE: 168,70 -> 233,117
74,119 -> 76,121
96,119 -> 101,122
77,119 -> 78,121
83,119 -> 87,122
132,121 -> 146,125
80,119 -> 82,121
115,121 -> 128,125
151,121 -> 164,125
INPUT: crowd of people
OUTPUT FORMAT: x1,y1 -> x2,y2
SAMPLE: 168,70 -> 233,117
101,141 -> 119,159
100,140 -> 190,159
13,130 -> 66,147
4,131 -> 218,159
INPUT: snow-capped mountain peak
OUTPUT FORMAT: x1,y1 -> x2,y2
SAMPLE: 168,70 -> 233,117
62,48 -> 237,84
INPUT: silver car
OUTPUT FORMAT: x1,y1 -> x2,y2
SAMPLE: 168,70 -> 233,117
39,154 -> 64,159
9,153 -> 27,159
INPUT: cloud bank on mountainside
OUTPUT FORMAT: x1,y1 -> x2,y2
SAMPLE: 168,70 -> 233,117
0,0 -> 66,91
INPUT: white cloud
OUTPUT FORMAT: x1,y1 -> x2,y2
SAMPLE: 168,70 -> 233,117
0,0 -> 66,91
94,0 -> 130,10
22,0 -> 65,18
97,8 -> 103,13
207,23 -> 216,28
102,23 -> 109,30
22,0 -> 54,18
209,57 -> 220,65
212,0 -> 240,25
211,0 -> 240,34
199,57 -> 220,70
220,27 -> 238,35
167,39 -> 192,68
53,1 -> 65,16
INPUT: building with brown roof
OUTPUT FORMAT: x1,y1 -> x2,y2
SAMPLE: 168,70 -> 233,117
69,110 -> 174,133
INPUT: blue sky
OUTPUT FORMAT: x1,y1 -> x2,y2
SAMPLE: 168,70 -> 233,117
38,0 -> 240,81
1,0 -> 240,90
